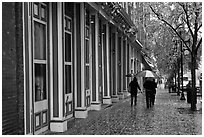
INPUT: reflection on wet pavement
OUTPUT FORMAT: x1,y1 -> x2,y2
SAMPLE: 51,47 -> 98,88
47,89 -> 202,135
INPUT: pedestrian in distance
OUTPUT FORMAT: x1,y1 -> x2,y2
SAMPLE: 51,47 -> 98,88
143,77 -> 156,108
150,79 -> 157,106
186,80 -> 192,103
128,77 -> 141,106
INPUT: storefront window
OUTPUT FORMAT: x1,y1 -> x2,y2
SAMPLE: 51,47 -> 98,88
65,65 -> 71,94
35,64 -> 46,101
34,3 -> 39,17
33,3 -> 47,102
64,9 -> 72,95
85,66 -> 89,89
85,40 -> 89,63
65,33 -> 71,62
34,21 -> 46,60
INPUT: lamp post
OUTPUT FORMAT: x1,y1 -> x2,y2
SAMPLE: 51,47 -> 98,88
180,37 -> 186,100
172,36 -> 180,96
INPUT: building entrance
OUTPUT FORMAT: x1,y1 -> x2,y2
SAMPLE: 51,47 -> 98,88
32,2 -> 49,134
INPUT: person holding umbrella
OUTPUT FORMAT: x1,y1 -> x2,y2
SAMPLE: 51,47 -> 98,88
136,70 -> 158,108
143,77 -> 157,108
128,77 -> 141,106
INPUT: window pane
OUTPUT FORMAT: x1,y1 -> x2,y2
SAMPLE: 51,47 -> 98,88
41,5 -> 46,21
85,66 -> 89,89
65,65 -> 71,94
85,40 -> 89,63
65,17 -> 71,32
65,33 -> 71,62
65,2 -> 74,18
35,64 -> 46,101
34,3 -> 39,16
34,21 -> 46,60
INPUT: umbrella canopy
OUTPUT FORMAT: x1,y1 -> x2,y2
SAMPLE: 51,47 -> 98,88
125,73 -> 137,77
136,70 -> 159,78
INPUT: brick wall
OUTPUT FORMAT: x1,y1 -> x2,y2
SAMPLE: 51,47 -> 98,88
2,2 -> 24,134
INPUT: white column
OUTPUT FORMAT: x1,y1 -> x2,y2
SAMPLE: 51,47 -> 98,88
91,12 -> 101,110
50,3 -> 67,132
121,36 -> 124,92
118,35 -> 124,99
80,3 -> 85,109
101,21 -> 105,103
103,22 -> 112,104
57,2 -> 63,120
74,3 -> 88,118
112,28 -> 119,102
124,37 -> 129,98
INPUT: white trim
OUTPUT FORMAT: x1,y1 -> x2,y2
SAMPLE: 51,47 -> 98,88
33,60 -> 47,64
74,3 -> 78,110
106,22 -> 111,98
125,37 -> 128,90
33,17 -> 46,25
34,100 -> 48,113
64,62 -> 72,65
115,28 -> 118,96
95,12 -> 99,102
120,36 -> 123,91
22,3 -> 26,134
49,2 -> 54,120
80,3 -> 85,108
89,13 -> 93,106
101,22 -> 105,102
57,2 -> 63,119
28,3 -> 33,133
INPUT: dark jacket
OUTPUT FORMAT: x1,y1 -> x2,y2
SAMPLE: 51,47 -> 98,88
143,80 -> 157,93
129,80 -> 141,95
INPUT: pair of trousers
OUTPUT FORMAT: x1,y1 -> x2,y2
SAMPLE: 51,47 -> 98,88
131,93 -> 137,106
146,92 -> 151,108
150,93 -> 155,106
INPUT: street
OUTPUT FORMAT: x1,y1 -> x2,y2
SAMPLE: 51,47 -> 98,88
46,88 -> 202,135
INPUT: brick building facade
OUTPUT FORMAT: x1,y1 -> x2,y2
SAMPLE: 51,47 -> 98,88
2,2 -> 152,135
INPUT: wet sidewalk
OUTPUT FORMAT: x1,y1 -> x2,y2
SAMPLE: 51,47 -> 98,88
46,89 -> 202,135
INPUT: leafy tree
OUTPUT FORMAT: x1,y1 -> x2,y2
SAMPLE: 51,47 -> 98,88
149,2 -> 202,110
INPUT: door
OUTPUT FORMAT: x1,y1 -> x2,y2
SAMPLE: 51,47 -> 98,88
63,3 -> 74,118
85,9 -> 91,107
32,2 -> 49,134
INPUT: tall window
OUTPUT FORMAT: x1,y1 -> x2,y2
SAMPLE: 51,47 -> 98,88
85,10 -> 90,90
64,12 -> 72,94
33,3 -> 47,102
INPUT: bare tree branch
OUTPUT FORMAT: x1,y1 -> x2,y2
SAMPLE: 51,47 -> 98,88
197,24 -> 202,31
149,5 -> 192,53
175,24 -> 183,30
195,38 -> 202,52
178,2 -> 194,38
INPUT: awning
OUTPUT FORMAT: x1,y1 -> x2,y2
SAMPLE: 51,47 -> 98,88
130,37 -> 143,50
141,55 -> 153,71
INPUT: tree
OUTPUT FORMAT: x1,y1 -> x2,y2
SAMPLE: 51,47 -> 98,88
149,2 -> 202,110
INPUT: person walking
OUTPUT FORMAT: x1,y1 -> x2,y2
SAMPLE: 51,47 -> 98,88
129,77 -> 141,106
143,77 -> 155,108
150,79 -> 157,106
